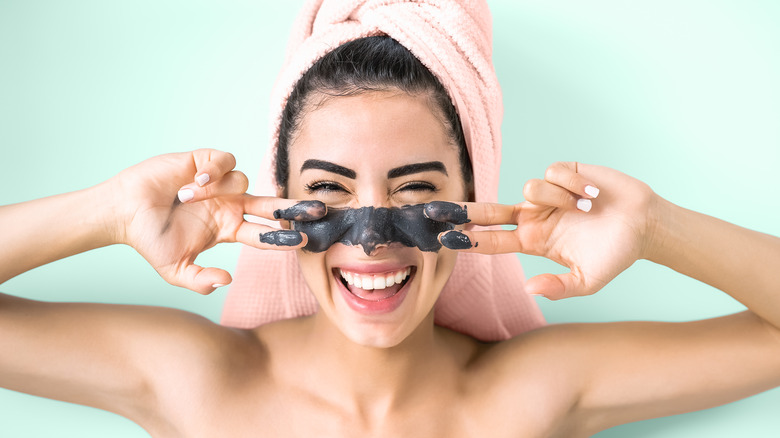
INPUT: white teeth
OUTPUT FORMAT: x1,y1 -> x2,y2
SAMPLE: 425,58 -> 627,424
339,267 -> 411,291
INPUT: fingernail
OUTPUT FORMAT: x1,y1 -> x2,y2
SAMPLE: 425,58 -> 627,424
440,230 -> 473,250
424,201 -> 470,224
196,173 -> 210,187
584,185 -> 600,198
273,200 -> 327,221
260,230 -> 304,246
177,188 -> 194,203
212,283 -> 227,288
577,198 -> 592,212
529,293 -> 546,298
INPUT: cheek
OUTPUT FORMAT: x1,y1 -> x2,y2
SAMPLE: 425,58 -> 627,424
420,249 -> 459,299
295,250 -> 331,297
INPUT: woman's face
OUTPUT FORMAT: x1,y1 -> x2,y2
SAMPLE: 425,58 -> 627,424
286,90 -> 469,348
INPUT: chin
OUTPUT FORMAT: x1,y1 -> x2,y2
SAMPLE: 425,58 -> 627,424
297,244 -> 457,348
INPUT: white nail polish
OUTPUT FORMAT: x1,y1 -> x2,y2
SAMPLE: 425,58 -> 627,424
577,198 -> 592,212
212,283 -> 227,288
196,173 -> 210,187
178,189 -> 194,202
584,185 -> 600,198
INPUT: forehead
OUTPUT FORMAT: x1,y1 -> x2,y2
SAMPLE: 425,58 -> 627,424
290,91 -> 457,168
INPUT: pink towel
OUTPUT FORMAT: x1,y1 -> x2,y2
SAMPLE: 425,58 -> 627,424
220,0 -> 546,341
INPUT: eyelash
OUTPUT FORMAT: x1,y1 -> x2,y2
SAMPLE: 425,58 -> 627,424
396,181 -> 438,193
304,181 -> 347,194
303,181 -> 438,194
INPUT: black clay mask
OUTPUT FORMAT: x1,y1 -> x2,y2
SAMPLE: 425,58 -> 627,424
292,204 -> 454,254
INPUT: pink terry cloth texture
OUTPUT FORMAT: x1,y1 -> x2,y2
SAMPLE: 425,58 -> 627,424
220,0 -> 546,341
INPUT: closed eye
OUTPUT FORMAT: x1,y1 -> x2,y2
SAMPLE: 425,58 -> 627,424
304,181 -> 348,194
396,181 -> 438,193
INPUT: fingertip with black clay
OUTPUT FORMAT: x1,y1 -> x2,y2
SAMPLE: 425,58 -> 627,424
273,200 -> 327,221
259,230 -> 305,247
424,201 -> 470,224
440,230 -> 474,250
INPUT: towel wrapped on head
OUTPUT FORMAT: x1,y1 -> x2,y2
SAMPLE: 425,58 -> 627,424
220,0 -> 546,341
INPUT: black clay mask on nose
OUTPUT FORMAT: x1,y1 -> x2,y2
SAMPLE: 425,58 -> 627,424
292,204 -> 453,254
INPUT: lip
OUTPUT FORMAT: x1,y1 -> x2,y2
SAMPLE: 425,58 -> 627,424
333,265 -> 415,315
335,261 -> 411,275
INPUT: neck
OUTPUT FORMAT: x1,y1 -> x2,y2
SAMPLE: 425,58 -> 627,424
300,311 -> 443,414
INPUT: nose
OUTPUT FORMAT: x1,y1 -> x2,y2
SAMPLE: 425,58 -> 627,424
351,188 -> 388,209
351,207 -> 394,256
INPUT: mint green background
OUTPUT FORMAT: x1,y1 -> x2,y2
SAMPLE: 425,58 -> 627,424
1,1 -> 778,436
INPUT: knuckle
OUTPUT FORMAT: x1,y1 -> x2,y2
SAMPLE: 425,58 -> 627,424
545,161 -> 578,185
194,147 -> 215,157
488,231 -> 501,252
233,171 -> 250,192
544,163 -> 562,181
567,173 -> 581,191
557,189 -> 576,208
523,179 -> 543,201
224,152 -> 237,168
484,204 -> 499,224
545,161 -> 571,179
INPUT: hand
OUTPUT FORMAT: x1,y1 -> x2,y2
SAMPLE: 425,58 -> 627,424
425,162 -> 659,300
107,149 -> 325,294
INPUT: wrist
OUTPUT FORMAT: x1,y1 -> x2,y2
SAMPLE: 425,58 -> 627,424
641,193 -> 681,265
86,179 -> 127,247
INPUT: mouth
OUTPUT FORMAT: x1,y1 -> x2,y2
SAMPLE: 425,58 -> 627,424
333,266 -> 415,314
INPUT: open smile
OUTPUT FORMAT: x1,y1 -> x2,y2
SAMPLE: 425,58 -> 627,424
333,266 -> 415,314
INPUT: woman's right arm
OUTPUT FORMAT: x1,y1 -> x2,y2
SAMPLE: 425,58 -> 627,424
0,148 -> 253,289
0,180 -> 118,284
0,149 -> 322,428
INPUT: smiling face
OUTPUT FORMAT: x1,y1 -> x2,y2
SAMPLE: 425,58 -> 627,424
285,90 -> 470,348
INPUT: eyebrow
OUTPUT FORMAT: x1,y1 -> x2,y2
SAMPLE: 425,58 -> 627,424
388,161 -> 448,179
300,159 -> 357,179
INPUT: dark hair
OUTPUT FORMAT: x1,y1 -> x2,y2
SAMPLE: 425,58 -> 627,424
275,35 -> 472,194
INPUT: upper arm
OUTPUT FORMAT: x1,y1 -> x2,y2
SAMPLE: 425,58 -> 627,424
477,312 -> 780,436
561,311 -> 780,433
0,292 -> 252,426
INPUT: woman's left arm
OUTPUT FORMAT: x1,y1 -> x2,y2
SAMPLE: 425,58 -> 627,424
561,196 -> 780,432
427,162 -> 780,433
646,196 -> 780,329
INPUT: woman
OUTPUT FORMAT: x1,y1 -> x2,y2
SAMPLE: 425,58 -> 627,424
2,2 -> 780,437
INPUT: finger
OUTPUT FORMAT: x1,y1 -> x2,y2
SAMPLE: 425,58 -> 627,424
438,229 -> 522,254
544,161 -> 601,199
523,178 -> 592,212
165,263 -> 233,295
243,196 -> 326,222
177,170 -> 249,203
525,272 -> 583,300
235,221 -> 308,250
424,201 -> 517,226
526,270 -> 610,300
190,148 -> 238,187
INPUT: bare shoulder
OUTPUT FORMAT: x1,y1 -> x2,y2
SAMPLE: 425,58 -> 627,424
139,314 -> 319,436
458,323 -> 595,437
126,306 -> 266,432
138,306 -> 265,381
0,293 -> 269,436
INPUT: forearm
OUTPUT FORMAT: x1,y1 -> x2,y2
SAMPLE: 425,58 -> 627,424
647,196 -> 780,329
0,181 -> 119,284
